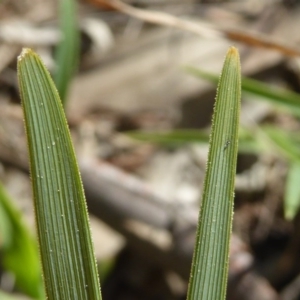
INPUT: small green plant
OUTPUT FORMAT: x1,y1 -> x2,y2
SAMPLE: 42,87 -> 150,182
16,46 -> 241,300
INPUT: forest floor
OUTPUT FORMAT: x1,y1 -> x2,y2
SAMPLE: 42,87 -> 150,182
1,1 -> 300,299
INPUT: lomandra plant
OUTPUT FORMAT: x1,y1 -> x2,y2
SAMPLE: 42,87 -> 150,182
17,47 -> 240,300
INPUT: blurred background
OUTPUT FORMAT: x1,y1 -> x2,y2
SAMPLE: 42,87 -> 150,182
1,0 -> 300,299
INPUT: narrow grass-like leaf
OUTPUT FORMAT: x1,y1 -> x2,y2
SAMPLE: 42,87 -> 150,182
127,129 -> 209,146
187,47 -> 241,300
0,182 -> 43,299
186,67 -> 300,116
285,162 -> 300,220
262,126 -> 300,162
54,0 -> 79,105
127,127 -> 259,153
18,49 -> 101,300
261,127 -> 300,220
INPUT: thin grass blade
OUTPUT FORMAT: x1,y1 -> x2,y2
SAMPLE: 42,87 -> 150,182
127,127 -> 259,153
262,126 -> 300,162
186,67 -> 300,117
187,47 -> 241,300
127,129 -> 209,146
261,127 -> 300,220
18,49 -> 101,300
285,162 -> 300,220
54,0 -> 79,105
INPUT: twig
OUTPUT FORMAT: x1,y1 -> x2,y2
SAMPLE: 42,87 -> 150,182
90,0 -> 221,38
88,0 -> 300,57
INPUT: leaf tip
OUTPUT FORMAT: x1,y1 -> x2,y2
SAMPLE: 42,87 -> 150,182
224,46 -> 241,72
227,46 -> 239,56
18,48 -> 33,63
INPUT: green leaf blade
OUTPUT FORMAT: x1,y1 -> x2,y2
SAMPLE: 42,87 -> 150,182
0,182 -> 43,299
54,0 -> 79,105
186,67 -> 300,117
285,162 -> 300,220
17,49 -> 101,300
187,47 -> 241,300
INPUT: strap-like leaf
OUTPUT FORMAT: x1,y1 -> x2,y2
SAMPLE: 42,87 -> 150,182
261,126 -> 300,220
54,0 -> 79,104
18,49 -> 102,300
285,162 -> 300,220
187,47 -> 241,300
186,66 -> 300,117
127,127 -> 259,153
0,182 -> 43,299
